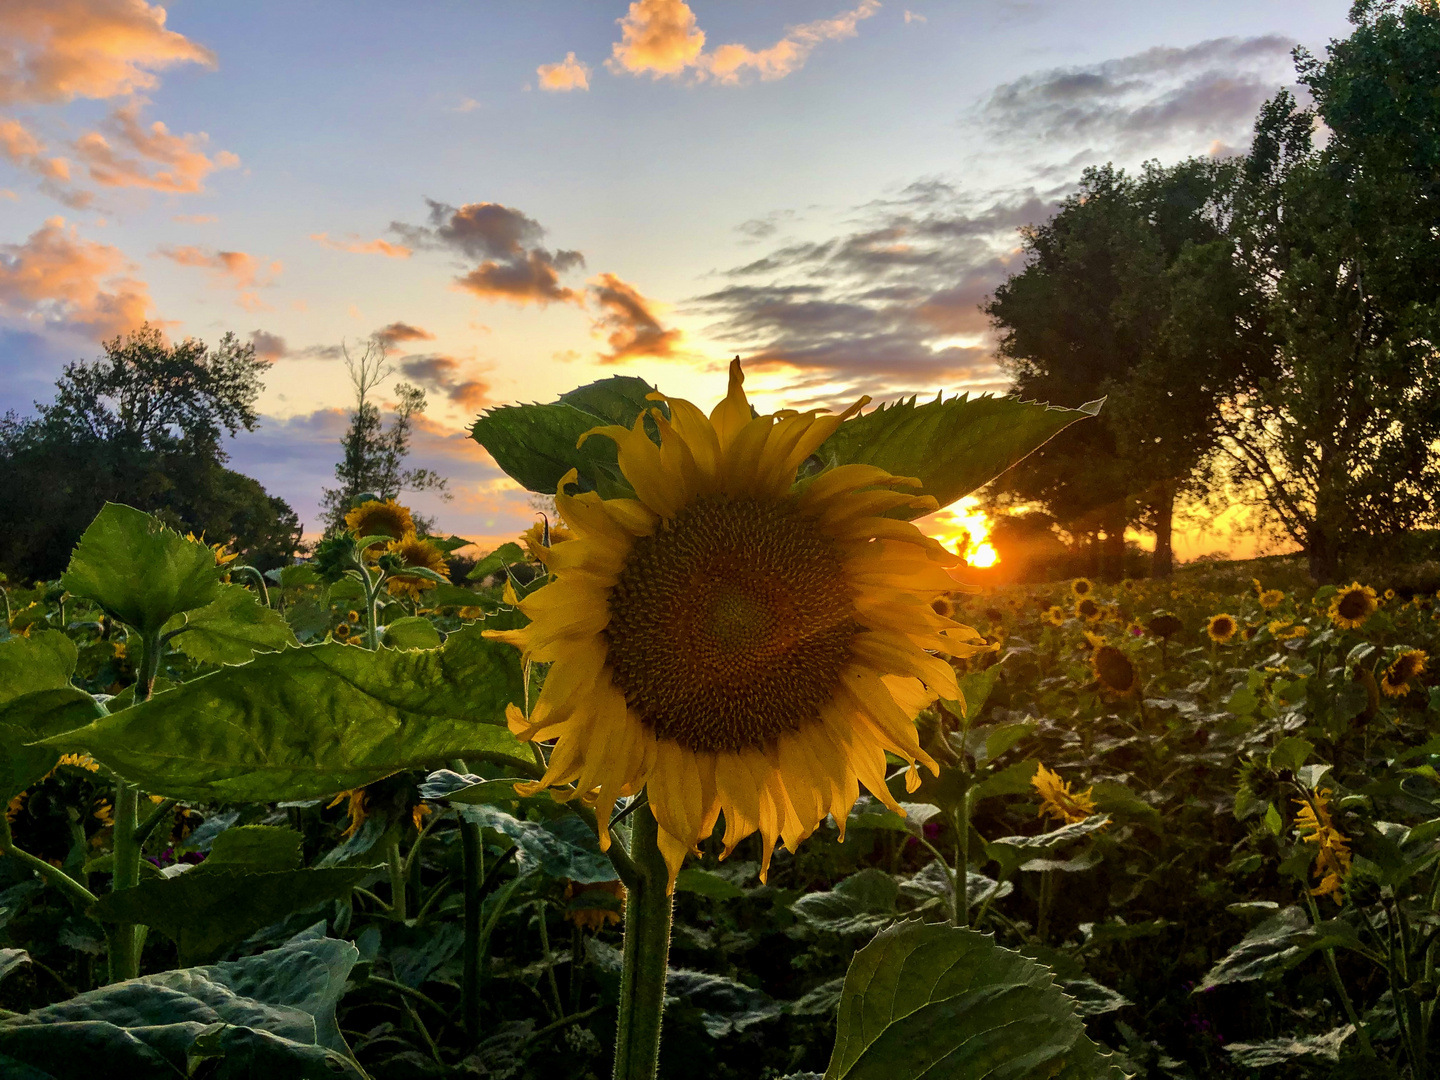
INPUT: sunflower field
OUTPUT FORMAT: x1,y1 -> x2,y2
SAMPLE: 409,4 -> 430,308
1,369 -> 1438,1080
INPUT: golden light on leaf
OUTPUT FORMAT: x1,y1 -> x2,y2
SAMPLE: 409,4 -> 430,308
925,496 -> 999,568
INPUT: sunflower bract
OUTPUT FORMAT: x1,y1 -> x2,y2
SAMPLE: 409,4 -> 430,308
485,360 -> 990,888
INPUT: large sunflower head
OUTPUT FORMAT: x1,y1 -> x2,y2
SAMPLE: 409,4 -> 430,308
486,361 -> 989,888
345,499 -> 415,550
1091,644 -> 1138,697
385,532 -> 449,598
1380,649 -> 1427,698
1330,583 -> 1378,630
1206,613 -> 1238,644
1074,597 -> 1101,622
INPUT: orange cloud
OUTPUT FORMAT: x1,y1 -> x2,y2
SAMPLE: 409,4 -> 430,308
75,102 -> 238,193
537,51 -> 591,92
156,244 -> 280,310
587,272 -> 683,363
0,115 -> 72,183
399,354 -> 492,412
607,0 -> 879,84
309,232 -> 412,258
0,216 -> 152,338
375,321 -> 435,350
173,213 -> 216,224
0,0 -> 215,105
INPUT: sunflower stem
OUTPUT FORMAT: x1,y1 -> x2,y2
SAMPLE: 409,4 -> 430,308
452,757 -> 485,1049
386,836 -> 408,921
612,806 -> 672,1080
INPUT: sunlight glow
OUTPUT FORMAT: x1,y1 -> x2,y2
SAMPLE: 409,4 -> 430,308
927,496 -> 999,567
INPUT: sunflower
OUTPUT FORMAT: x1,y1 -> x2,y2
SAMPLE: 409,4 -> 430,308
1380,649 -> 1427,697
185,531 -> 239,568
1074,597 -> 1102,622
1329,583 -> 1378,630
1091,643 -> 1138,696
1294,790 -> 1351,903
385,533 -> 450,598
334,622 -> 351,639
327,789 -> 368,838
486,360 -> 987,887
345,499 -> 414,550
931,595 -> 956,619
1384,588 -> 1396,602
1206,613 -> 1238,644
1031,763 -> 1096,826
1146,612 -> 1183,639
1258,589 -> 1285,611
1071,578 -> 1094,598
564,878 -> 626,931
1042,605 -> 1066,627
523,519 -> 576,562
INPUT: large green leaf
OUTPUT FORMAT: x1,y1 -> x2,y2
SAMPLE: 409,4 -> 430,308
0,937 -> 363,1077
90,867 -> 374,965
810,394 -> 1102,515
60,503 -> 225,635
43,625 -> 530,802
458,803 -> 617,883
165,584 -> 298,665
469,374 -> 664,497
825,920 -> 1123,1079
793,868 -> 898,936
1196,906 -> 1362,990
0,632 -> 88,800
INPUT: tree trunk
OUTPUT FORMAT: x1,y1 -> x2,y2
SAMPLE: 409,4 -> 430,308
1151,482 -> 1175,579
1308,524 -> 1340,585
1101,504 -> 1127,582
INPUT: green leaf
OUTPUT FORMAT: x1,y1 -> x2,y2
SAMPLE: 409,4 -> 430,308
981,720 -> 1034,765
165,584 -> 297,665
1268,737 -> 1314,773
1196,906 -> 1316,990
675,868 -> 745,900
89,867 -> 375,965
811,394 -> 1102,517
955,667 -> 1004,725
1225,1026 -> 1355,1067
380,616 -> 442,651
1089,782 -> 1161,832
59,503 -> 224,635
467,542 -> 526,581
0,937 -> 363,1076
424,582 -> 488,607
470,375 -> 662,497
457,803 -> 617,883
666,968 -> 784,1038
202,826 -> 304,871
825,920 -> 1124,1079
0,689 -> 105,802
970,759 -> 1040,803
420,770 -> 538,807
0,630 -> 76,703
43,625 -> 530,802
793,868 -> 898,936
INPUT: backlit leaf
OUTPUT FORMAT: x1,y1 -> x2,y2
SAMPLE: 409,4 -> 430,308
166,584 -> 297,665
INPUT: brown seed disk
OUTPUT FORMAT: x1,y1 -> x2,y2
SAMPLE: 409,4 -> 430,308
604,496 -> 858,754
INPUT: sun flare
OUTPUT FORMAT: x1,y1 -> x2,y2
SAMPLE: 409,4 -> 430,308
925,497 -> 999,568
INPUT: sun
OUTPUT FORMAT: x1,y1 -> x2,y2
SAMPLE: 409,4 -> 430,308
923,496 -> 999,568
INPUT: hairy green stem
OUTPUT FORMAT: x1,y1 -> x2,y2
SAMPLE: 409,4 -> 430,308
134,798 -> 177,849
0,813 -> 97,910
538,901 -> 566,1020
612,806 -> 672,1080
231,565 -> 270,608
107,629 -> 161,982
954,797 -> 970,928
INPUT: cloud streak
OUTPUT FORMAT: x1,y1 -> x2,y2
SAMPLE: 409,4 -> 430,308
310,232 -> 411,258
399,354 -> 492,412
587,272 -> 683,363
156,245 -> 281,311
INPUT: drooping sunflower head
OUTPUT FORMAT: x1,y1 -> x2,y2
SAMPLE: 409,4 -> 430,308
385,533 -> 449,598
345,499 -> 415,548
486,360 -> 989,888
1074,597 -> 1101,622
1031,763 -> 1096,826
1330,583 -> 1378,630
1071,578 -> 1094,598
1091,644 -> 1137,696
1380,649 -> 1427,698
1206,613 -> 1238,644
1258,589 -> 1285,611
1146,612 -> 1183,640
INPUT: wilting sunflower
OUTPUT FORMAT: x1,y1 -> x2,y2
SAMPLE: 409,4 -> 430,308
1294,789 -> 1351,903
385,533 -> 449,598
1071,578 -> 1094,598
487,361 -> 988,887
1206,613 -> 1238,644
345,499 -> 414,551
1074,597 -> 1102,622
1031,763 -> 1096,826
1146,612 -> 1183,639
1042,605 -> 1066,627
1380,649 -> 1427,697
1258,589 -> 1285,611
523,518 -> 576,562
1091,643 -> 1138,696
1329,583 -> 1377,630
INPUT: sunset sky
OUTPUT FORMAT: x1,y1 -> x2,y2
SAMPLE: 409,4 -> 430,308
0,0 -> 1350,554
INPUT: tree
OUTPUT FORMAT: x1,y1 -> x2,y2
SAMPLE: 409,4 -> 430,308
319,336 -> 447,533
985,160 -> 1257,578
1216,2 -> 1440,581
0,325 -> 300,581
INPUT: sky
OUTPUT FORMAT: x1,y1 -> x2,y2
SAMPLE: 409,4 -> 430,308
0,0 -> 1353,555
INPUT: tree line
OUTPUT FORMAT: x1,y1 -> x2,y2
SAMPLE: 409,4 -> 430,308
985,0 -> 1440,583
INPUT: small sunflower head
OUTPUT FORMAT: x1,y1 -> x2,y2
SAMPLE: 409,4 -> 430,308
564,878 -> 626,930
1258,589 -> 1285,611
1092,643 -> 1138,696
1071,578 -> 1094,598
522,518 -> 576,562
1330,583 -> 1378,630
346,499 -> 415,548
1380,649 -> 1427,698
385,533 -> 450,598
1146,612 -> 1184,639
334,622 -> 351,639
1043,605 -> 1066,627
931,595 -> 956,619
1075,597 -> 1102,622
1206,613 -> 1238,644
1031,763 -> 1097,826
